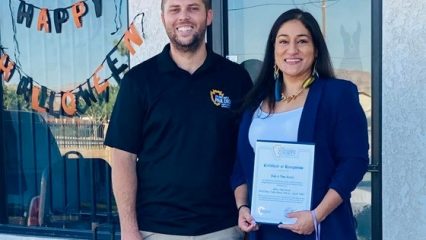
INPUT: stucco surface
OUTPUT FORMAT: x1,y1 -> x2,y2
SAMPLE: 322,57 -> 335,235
382,0 -> 426,239
129,0 -> 169,66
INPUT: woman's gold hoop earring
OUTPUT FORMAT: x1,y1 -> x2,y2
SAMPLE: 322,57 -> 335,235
273,64 -> 280,81
302,60 -> 318,89
273,64 -> 282,101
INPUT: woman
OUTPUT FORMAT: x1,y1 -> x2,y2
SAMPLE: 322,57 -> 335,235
231,9 -> 369,240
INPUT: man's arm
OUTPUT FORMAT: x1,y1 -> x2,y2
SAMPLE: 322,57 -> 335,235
111,148 -> 142,240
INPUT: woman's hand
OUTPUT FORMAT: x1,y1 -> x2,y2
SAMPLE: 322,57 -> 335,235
278,210 -> 314,235
238,206 -> 259,232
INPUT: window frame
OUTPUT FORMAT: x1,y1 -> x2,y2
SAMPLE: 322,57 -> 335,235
0,73 -> 6,224
370,0 -> 383,239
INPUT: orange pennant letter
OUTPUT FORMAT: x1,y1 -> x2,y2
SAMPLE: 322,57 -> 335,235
37,8 -> 51,33
71,1 -> 87,28
62,92 -> 77,116
0,53 -> 16,82
123,23 -> 143,55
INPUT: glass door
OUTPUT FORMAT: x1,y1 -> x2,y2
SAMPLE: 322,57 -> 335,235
226,1 -> 374,239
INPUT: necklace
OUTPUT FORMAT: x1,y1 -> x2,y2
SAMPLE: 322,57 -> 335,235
280,88 -> 305,103
279,76 -> 314,103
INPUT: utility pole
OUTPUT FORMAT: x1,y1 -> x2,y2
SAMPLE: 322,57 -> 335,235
322,0 -> 327,39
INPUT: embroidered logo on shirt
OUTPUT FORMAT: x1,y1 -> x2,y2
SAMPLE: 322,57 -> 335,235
210,89 -> 231,109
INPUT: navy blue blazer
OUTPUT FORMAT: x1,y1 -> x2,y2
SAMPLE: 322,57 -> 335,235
231,78 -> 369,240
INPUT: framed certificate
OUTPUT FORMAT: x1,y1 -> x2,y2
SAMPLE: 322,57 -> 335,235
251,140 -> 315,224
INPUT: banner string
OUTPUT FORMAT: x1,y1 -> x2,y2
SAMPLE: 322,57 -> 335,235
1,12 -> 145,94
110,0 -> 123,35
17,0 -> 90,11
9,0 -> 22,68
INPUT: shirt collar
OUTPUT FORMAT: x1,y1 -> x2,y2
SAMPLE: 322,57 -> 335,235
157,43 -> 217,74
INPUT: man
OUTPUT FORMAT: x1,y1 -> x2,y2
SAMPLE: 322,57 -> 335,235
104,0 -> 252,239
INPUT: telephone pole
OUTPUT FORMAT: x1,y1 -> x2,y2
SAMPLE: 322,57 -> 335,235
322,0 -> 327,39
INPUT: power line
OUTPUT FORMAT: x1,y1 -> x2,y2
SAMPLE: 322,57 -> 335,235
228,0 -> 339,11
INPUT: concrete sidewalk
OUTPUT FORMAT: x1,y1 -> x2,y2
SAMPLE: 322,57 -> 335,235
0,234 -> 79,240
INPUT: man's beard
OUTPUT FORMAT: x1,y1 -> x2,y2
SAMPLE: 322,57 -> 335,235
169,26 -> 206,53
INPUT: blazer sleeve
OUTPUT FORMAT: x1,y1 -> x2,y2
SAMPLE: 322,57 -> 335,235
231,152 -> 246,190
329,83 -> 369,200
230,110 -> 252,190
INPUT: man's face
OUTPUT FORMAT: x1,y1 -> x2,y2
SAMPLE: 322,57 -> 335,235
161,0 -> 213,52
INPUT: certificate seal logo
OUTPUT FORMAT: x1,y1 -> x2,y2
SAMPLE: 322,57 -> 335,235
273,145 -> 297,159
257,206 -> 266,216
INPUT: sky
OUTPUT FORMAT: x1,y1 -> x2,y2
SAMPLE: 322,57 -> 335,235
1,0 -> 129,91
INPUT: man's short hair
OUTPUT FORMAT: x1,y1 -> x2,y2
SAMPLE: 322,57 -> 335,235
161,0 -> 212,11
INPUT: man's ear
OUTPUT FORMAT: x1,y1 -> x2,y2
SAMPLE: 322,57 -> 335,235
161,12 -> 165,26
207,9 -> 213,26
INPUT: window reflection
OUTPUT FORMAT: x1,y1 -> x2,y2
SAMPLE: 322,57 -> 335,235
1,0 -> 127,236
3,103 -> 118,231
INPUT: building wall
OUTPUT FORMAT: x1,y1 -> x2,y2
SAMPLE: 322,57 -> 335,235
382,0 -> 426,239
129,0 -> 169,66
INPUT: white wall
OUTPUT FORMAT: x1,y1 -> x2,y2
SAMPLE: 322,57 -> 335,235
382,0 -> 426,239
129,0 -> 169,66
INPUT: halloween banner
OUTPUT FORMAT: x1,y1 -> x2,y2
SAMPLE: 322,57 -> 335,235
16,0 -> 102,33
0,50 -> 16,82
1,13 -> 145,118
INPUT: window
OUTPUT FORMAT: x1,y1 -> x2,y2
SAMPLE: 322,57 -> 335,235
1,1 -> 129,238
223,1 -> 378,239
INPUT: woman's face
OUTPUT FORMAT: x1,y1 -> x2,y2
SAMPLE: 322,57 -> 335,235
274,19 -> 316,82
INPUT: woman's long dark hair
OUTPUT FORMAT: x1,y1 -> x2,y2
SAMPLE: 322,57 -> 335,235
243,8 -> 335,112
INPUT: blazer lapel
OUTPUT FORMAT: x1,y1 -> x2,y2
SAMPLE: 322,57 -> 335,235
298,78 -> 325,142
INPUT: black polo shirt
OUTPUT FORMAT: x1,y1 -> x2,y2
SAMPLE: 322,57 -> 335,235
105,44 -> 252,235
